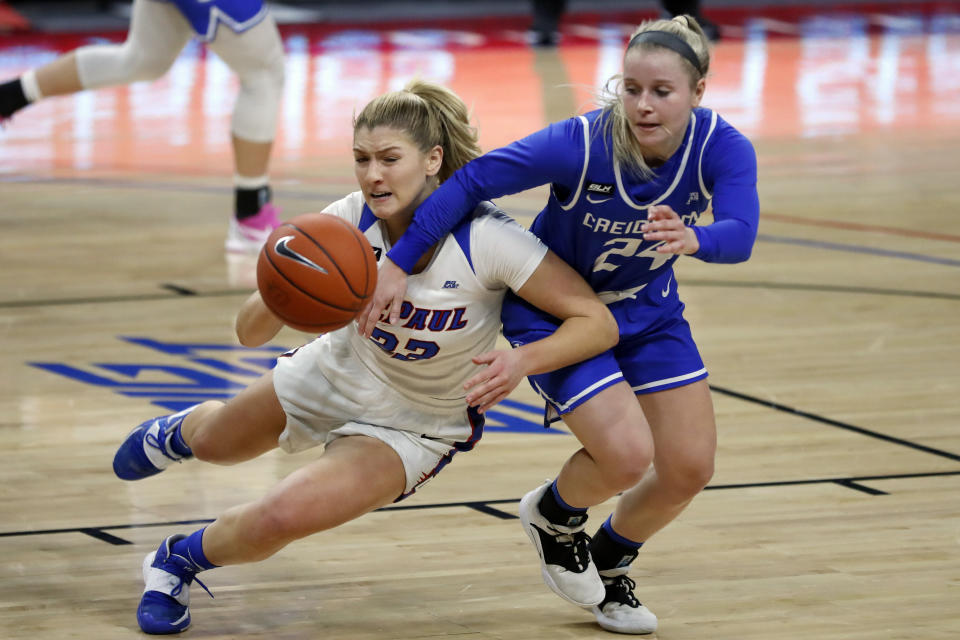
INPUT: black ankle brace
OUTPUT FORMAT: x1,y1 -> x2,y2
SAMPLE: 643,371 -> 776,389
235,185 -> 271,219
590,525 -> 640,572
0,78 -> 29,119
538,484 -> 587,527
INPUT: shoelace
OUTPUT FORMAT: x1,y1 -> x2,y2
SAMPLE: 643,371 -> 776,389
166,554 -> 215,601
169,572 -> 214,601
605,574 -> 640,608
144,422 -> 183,463
549,528 -> 592,572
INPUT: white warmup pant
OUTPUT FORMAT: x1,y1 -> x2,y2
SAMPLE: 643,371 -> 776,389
75,0 -> 283,142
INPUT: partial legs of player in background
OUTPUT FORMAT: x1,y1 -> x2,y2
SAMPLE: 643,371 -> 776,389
211,12 -> 285,253
529,0 -> 568,47
661,0 -> 720,40
0,0 -> 285,253
522,0 -> 718,48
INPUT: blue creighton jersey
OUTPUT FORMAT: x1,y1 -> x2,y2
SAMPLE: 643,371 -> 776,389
387,107 -> 758,411
529,108 -> 757,301
389,107 -> 759,305
151,0 -> 268,41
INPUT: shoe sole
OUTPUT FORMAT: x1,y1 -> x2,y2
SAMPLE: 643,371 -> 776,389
519,487 -> 603,608
593,605 -> 658,635
225,225 -> 274,255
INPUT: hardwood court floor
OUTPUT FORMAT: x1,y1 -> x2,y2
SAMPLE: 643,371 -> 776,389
1,8 -> 959,640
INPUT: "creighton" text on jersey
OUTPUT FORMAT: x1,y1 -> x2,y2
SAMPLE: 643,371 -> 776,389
582,209 -> 702,236
581,213 -> 646,235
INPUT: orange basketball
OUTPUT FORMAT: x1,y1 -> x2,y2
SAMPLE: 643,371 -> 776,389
256,213 -> 378,333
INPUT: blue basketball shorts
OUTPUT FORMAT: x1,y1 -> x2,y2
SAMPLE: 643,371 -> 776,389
501,291 -> 707,423
150,0 -> 268,41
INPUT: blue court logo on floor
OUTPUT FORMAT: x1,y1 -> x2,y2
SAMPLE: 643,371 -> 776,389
29,336 -> 563,435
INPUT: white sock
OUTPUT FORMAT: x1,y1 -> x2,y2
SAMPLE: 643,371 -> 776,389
234,174 -> 269,189
20,70 -> 43,103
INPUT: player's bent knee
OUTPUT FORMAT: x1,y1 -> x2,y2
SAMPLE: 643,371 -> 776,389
237,50 -> 284,90
600,462 -> 649,493
662,453 -> 715,498
265,52 -> 285,89
124,47 -> 177,82
231,62 -> 284,142
597,442 -> 654,492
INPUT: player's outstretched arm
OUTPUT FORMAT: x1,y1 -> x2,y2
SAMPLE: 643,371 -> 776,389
464,250 -> 617,413
235,291 -> 285,347
356,258 -> 406,338
368,119 -> 587,339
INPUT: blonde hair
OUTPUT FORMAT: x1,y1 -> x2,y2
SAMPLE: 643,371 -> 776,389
353,80 -> 481,182
596,15 -> 711,179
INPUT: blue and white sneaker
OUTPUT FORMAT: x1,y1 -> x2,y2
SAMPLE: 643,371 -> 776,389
138,535 -> 213,635
113,407 -> 196,481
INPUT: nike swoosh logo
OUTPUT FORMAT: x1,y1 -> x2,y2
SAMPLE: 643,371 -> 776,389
274,235 -> 328,274
597,283 -> 647,304
586,194 -> 612,204
661,274 -> 673,297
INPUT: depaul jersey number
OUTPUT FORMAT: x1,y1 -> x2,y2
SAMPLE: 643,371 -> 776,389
370,328 -> 440,361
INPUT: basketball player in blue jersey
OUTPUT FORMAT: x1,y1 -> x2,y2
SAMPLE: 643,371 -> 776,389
0,0 -> 285,254
359,15 -> 759,634
109,79 -> 617,635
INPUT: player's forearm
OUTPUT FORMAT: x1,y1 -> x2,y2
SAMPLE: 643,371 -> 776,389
514,310 -> 618,377
388,171 -> 475,272
691,217 -> 757,263
235,292 -> 284,347
390,120 -> 583,273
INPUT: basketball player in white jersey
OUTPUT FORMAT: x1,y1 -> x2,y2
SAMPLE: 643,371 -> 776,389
0,0 -> 285,253
109,79 -> 618,634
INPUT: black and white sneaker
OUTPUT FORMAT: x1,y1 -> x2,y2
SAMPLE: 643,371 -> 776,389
518,482 -> 605,607
592,569 -> 658,634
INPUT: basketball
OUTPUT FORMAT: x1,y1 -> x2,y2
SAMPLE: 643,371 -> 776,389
256,213 -> 378,333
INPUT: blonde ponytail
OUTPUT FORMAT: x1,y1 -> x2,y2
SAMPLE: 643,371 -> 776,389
353,80 -> 481,182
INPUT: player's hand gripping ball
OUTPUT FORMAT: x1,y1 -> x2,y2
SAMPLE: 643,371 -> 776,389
257,213 -> 378,333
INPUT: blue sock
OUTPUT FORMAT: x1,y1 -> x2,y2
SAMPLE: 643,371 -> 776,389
171,527 -> 218,572
164,407 -> 196,457
590,516 -> 643,572
168,421 -> 192,457
601,517 -> 643,549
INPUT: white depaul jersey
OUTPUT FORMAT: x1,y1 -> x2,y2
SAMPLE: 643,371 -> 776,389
321,191 -> 547,413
